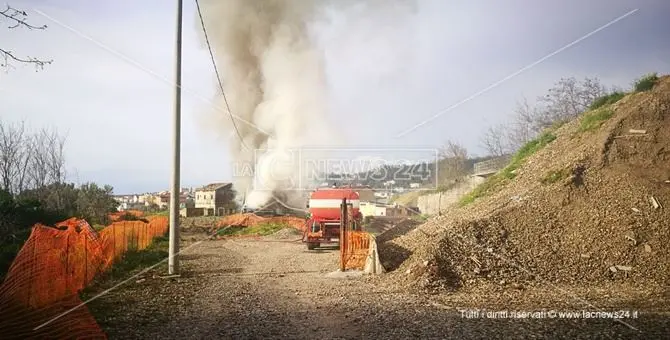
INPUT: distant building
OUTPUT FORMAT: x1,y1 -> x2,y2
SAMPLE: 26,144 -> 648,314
473,155 -> 512,178
351,185 -> 376,202
195,182 -> 236,216
159,193 -> 193,210
360,202 -> 412,217
360,202 -> 382,217
113,194 -> 141,211
374,192 -> 389,199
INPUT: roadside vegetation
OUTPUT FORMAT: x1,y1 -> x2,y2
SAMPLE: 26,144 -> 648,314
80,235 -> 169,321
578,109 -> 615,132
588,92 -> 625,110
540,168 -> 571,185
459,131 -> 557,206
216,222 -> 290,237
633,72 -> 659,92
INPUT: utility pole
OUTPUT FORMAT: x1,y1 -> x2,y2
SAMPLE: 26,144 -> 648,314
168,0 -> 183,275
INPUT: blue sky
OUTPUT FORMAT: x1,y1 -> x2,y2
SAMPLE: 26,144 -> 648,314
2,0 -> 669,194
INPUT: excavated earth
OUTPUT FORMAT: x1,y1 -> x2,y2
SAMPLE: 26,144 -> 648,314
378,76 -> 670,296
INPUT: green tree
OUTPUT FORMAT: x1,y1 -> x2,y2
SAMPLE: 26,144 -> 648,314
18,182 -> 78,216
75,183 -> 118,225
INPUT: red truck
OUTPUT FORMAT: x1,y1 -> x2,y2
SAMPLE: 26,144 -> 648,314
303,187 -> 362,250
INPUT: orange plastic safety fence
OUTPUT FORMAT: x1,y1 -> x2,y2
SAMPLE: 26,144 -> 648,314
0,216 -> 168,339
342,231 -> 371,270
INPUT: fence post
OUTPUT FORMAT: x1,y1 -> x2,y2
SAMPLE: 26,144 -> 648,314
339,198 -> 347,272
84,234 -> 88,288
347,203 -> 353,259
123,223 -> 127,254
64,232 -> 71,295
113,225 -> 117,260
28,235 -> 36,307
438,191 -> 442,216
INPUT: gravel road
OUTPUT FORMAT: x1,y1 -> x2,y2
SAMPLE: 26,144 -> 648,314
87,230 -> 669,340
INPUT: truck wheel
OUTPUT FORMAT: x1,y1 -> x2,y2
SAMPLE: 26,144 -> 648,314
307,243 -> 319,250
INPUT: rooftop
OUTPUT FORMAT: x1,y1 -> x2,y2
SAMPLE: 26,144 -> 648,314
196,182 -> 232,191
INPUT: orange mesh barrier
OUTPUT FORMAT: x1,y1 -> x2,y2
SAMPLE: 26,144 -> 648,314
0,216 -> 168,339
217,213 -> 306,231
341,231 -> 371,270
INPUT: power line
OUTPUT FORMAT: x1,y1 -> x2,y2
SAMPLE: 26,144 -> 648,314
194,0 -> 249,151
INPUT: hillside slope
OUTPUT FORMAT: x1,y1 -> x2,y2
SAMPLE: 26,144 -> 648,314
381,75 -> 670,291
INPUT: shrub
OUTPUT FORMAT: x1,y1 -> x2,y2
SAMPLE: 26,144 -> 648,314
578,109 -> 614,132
501,131 -> 557,179
117,212 -> 149,223
633,73 -> 659,92
459,131 -> 557,206
589,91 -> 625,110
541,168 -> 570,184
217,222 -> 289,237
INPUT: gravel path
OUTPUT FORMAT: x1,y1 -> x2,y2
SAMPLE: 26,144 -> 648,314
87,231 -> 669,339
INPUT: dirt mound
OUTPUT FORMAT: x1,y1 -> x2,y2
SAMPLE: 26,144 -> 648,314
217,213 -> 266,227
385,76 -> 670,291
266,228 -> 302,240
374,218 -> 423,271
217,213 -> 306,231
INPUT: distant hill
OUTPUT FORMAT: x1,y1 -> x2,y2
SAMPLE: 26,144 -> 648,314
320,156 -> 496,190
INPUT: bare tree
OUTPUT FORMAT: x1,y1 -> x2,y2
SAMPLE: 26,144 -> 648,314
25,132 -> 49,189
0,120 -> 67,194
480,124 -> 508,157
26,127 -> 67,189
508,98 -> 544,151
0,120 -> 26,193
45,128 -> 67,184
535,77 -> 606,128
482,76 -> 609,156
0,4 -> 52,70
437,140 -> 469,184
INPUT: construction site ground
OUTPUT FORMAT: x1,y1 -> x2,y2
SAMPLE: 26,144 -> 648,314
82,224 -> 670,340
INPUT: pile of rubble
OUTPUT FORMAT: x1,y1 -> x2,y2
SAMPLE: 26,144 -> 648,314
384,76 -> 670,291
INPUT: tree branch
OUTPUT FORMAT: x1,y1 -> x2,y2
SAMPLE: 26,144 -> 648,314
0,48 -> 52,69
1,4 -> 52,70
0,5 -> 47,30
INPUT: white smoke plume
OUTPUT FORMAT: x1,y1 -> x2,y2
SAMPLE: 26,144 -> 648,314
197,0 -> 416,210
